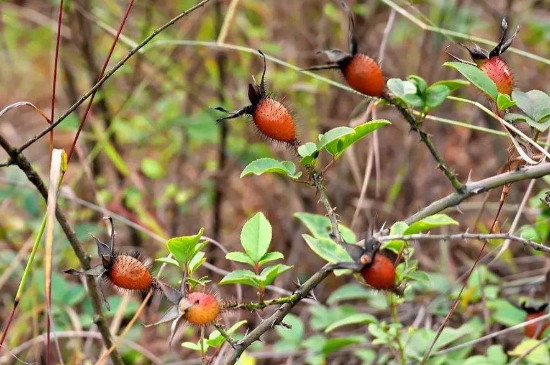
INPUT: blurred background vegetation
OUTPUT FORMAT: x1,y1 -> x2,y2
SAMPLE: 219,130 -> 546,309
2,0 -> 550,363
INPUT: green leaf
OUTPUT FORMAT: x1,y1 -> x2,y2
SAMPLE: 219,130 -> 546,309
241,212 -> 272,262
188,251 -> 206,274
298,142 -> 319,166
408,75 -> 428,94
207,320 -> 247,347
497,93 -> 516,111
431,79 -> 469,91
405,214 -> 458,234
325,313 -> 378,333
294,212 -> 357,243
324,120 -> 391,158
511,90 -> 550,131
155,256 -> 180,267
166,227 -> 205,265
258,251 -> 284,266
259,264 -> 292,285
219,269 -> 260,287
383,221 -> 409,253
321,336 -> 364,355
276,314 -> 304,342
401,94 -> 424,107
327,284 -> 371,304
226,252 -> 255,266
444,62 -> 498,100
387,78 -> 417,96
317,127 -> 355,153
240,158 -> 301,179
181,342 -> 202,351
424,84 -> 450,109
487,299 -> 525,327
509,339 -> 550,364
302,234 -> 352,263
141,158 -> 165,179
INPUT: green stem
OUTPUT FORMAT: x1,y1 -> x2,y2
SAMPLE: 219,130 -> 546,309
16,215 -> 47,299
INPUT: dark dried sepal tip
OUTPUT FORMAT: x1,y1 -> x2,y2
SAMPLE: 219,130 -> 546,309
212,49 -> 268,123
456,17 -> 519,62
304,1 -> 357,71
521,302 -> 549,314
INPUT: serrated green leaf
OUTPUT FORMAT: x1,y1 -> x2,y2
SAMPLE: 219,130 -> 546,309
424,84 -> 450,109
219,269 -> 260,287
259,264 -> 292,285
444,62 -> 498,100
240,158 -> 301,179
258,251 -> 284,266
166,227 -> 205,265
497,93 -> 516,111
294,212 -> 357,243
317,127 -> 355,152
298,142 -> 319,166
302,234 -> 352,263
325,313 -> 378,333
241,212 -> 272,262
226,252 -> 255,266
324,120 -> 391,158
405,214 -> 458,234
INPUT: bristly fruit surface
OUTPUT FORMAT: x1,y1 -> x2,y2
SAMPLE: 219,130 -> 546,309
183,292 -> 221,326
303,1 -> 385,97
108,254 -> 153,291
360,253 -> 396,290
64,217 -> 155,310
450,17 -> 519,96
214,50 -> 298,147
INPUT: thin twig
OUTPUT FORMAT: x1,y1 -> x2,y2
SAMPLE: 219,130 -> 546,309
12,0 -> 212,157
0,134 -> 123,365
377,232 -> 550,253
226,265 -> 334,364
383,95 -> 464,192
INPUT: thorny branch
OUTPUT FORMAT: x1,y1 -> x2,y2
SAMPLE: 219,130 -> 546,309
377,232 -> 550,253
383,95 -> 465,193
0,135 -> 124,365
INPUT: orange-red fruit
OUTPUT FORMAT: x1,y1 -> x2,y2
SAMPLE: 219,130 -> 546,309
479,57 -> 513,95
108,255 -> 153,291
252,98 -> 296,143
525,312 -> 550,339
183,292 -> 221,325
360,253 -> 395,290
342,54 -> 385,97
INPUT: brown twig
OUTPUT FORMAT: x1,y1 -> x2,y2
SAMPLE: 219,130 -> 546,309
0,134 -> 124,365
8,0 -> 212,160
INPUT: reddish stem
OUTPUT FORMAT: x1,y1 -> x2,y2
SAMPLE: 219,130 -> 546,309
66,0 -> 136,163
0,300 -> 19,353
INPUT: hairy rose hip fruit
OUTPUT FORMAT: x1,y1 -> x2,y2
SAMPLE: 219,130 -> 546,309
522,303 -> 549,339
304,1 -> 384,97
65,217 -> 155,310
214,50 -> 298,147
328,235 -> 401,294
148,281 -> 223,346
180,292 -> 221,326
450,18 -> 518,95
360,252 -> 396,290
108,255 -> 153,291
